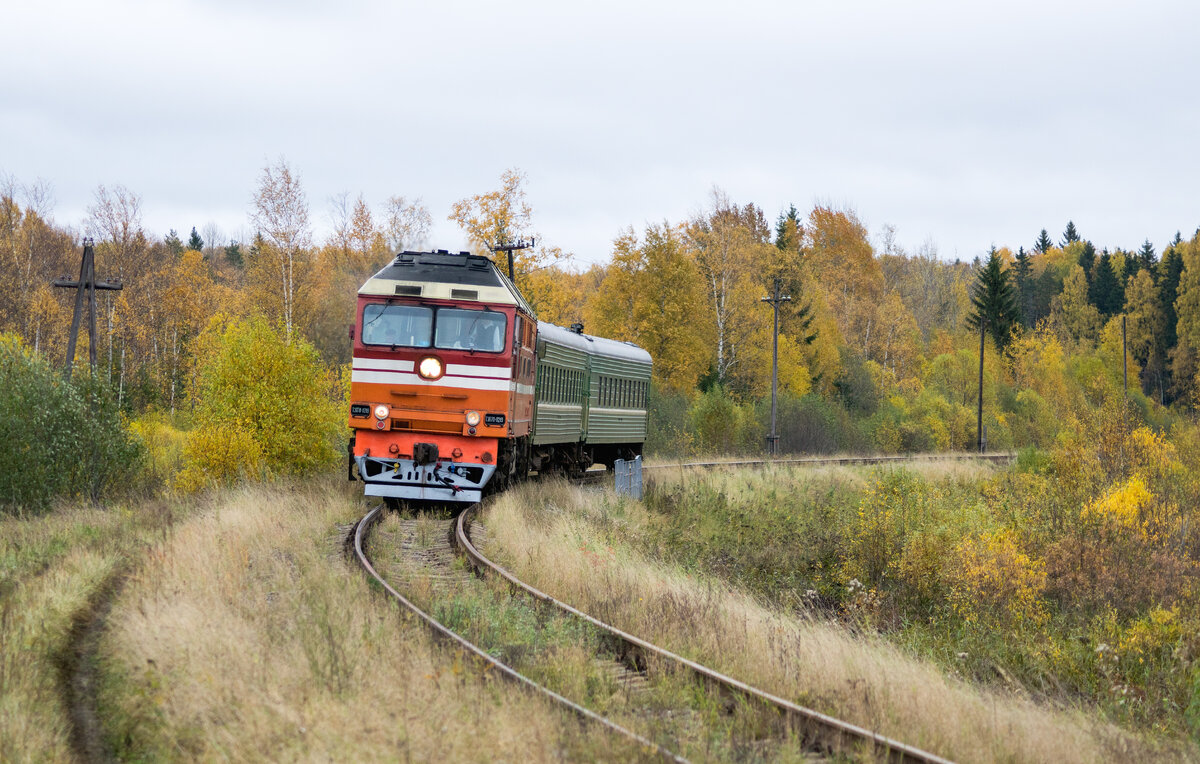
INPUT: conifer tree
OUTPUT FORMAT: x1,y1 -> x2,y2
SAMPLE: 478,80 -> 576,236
1013,246 -> 1034,326
1137,239 -> 1156,272
774,204 -> 802,252
1159,243 -> 1185,353
1061,220 -> 1080,247
1078,240 -> 1096,281
1034,229 -> 1053,254
187,226 -> 204,251
1089,252 -> 1122,315
164,229 -> 183,256
965,247 -> 1020,349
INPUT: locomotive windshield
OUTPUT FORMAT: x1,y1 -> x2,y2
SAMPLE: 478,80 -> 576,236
361,304 -> 433,347
435,308 -> 506,353
360,304 -> 506,353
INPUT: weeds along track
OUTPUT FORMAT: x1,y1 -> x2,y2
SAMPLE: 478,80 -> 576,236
457,504 -> 950,763
350,505 -> 684,762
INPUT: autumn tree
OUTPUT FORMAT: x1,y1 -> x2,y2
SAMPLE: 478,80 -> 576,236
249,158 -> 312,342
1051,263 -> 1102,348
965,247 -> 1020,349
384,195 -> 432,253
586,224 -> 709,392
448,168 -> 567,282
805,205 -> 884,358
687,189 -> 774,391
0,177 -> 72,354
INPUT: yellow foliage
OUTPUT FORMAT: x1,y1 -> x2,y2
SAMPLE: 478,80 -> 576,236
949,530 -> 1047,627
128,414 -> 186,491
176,424 -> 265,493
1081,476 -> 1152,532
1119,607 -> 1181,659
1125,426 -> 1178,481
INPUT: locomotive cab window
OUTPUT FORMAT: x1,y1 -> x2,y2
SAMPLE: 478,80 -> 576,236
361,304 -> 433,347
435,308 -> 507,353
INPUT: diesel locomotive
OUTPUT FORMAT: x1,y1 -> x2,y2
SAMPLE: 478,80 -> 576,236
348,249 -> 651,503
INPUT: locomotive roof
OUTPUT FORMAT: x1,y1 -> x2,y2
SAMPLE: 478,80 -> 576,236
359,250 -> 535,314
537,321 -> 653,366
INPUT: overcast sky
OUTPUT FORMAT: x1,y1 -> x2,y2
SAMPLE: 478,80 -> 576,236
3,1 -> 1198,266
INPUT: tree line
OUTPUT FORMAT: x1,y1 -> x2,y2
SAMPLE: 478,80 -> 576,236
3,163 -> 1199,461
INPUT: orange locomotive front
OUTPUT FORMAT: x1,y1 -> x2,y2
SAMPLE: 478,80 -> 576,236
348,250 -> 537,503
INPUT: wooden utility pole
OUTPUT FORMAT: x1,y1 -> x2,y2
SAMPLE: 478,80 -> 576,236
761,278 -> 790,456
52,239 -> 123,380
977,318 -> 986,453
489,237 -> 535,286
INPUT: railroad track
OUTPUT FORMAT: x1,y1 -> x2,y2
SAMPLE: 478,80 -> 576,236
350,504 -> 684,761
645,451 -> 1015,472
456,503 -> 951,763
351,454 -> 1001,760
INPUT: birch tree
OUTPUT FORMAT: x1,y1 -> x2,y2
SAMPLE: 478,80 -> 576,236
250,158 -> 311,342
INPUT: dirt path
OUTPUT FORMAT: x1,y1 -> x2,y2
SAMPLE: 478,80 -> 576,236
61,569 -> 126,764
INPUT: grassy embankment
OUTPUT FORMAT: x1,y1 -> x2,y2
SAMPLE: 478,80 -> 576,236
0,498 -> 176,760
479,469 -> 1196,763
95,479 -> 646,761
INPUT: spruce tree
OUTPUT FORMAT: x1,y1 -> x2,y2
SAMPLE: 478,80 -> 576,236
1078,240 -> 1096,281
164,229 -> 183,255
1089,253 -> 1122,315
774,204 -> 801,251
1014,246 -> 1033,327
1159,244 -> 1185,352
225,241 -> 244,267
1138,239 -> 1156,271
187,226 -> 204,251
1061,220 -> 1080,247
966,247 -> 1020,349
1034,229 -> 1053,254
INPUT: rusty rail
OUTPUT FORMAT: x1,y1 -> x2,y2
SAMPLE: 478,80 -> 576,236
456,501 -> 955,764
350,504 -> 686,762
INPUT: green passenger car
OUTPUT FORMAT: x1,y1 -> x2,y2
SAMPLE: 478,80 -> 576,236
531,322 -> 652,473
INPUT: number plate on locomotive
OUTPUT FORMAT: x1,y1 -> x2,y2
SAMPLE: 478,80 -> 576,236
350,403 -> 371,418
484,413 -> 506,426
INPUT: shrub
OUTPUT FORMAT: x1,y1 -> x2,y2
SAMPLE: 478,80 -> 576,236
646,386 -> 693,457
949,529 -> 1048,628
128,412 -> 187,492
187,317 -> 344,481
0,334 -> 142,512
176,424 -> 266,493
687,386 -> 758,455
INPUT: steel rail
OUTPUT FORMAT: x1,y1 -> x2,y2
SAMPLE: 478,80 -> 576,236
351,504 -> 686,763
645,452 -> 1015,472
457,503 -> 955,764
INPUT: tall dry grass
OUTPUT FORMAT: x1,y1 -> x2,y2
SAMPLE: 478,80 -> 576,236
99,481 -> 644,761
481,479 -> 1191,763
0,501 -> 175,762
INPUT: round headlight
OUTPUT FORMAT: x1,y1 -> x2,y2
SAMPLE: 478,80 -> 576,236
373,404 -> 389,419
465,410 -> 481,427
418,356 -> 443,380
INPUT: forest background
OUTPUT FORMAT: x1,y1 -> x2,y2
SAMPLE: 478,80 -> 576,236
8,162 -> 1200,740
5,160 -> 1200,484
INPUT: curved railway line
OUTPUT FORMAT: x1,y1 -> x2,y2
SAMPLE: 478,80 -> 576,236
351,454 -> 1008,761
